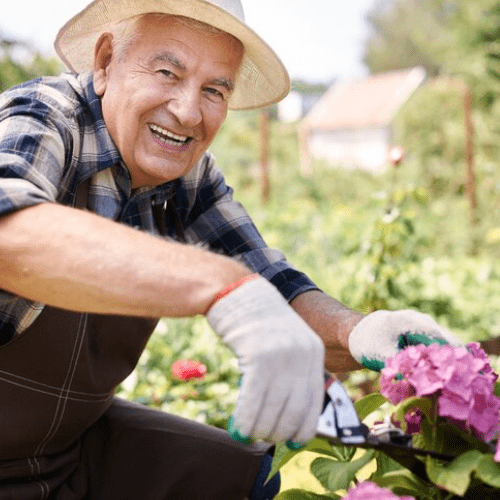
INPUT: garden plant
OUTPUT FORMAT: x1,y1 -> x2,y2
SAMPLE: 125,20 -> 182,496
268,341 -> 500,499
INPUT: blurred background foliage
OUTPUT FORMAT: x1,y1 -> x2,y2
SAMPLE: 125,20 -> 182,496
0,35 -> 61,90
2,3 -> 500,488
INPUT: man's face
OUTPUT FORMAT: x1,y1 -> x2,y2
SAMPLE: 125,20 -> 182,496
93,15 -> 244,188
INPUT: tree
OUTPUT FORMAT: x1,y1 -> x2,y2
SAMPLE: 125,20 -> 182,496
363,0 -> 500,84
365,0 -> 500,156
362,0 -> 450,76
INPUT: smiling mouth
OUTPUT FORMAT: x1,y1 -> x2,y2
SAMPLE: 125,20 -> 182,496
149,124 -> 192,146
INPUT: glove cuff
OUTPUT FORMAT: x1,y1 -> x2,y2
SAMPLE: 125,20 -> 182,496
212,273 -> 260,305
206,276 -> 291,338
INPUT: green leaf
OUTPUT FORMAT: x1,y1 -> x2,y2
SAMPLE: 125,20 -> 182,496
434,421 -> 491,456
413,419 -> 492,458
311,449 -> 376,491
372,450 -> 406,477
492,380 -> 500,399
354,393 -> 388,421
303,437 -> 349,458
475,454 -> 500,488
425,450 -> 490,496
403,218 -> 415,235
267,443 -> 296,482
275,489 -> 340,500
267,438 -> 342,483
328,444 -> 357,462
375,469 -> 435,499
417,417 -> 434,450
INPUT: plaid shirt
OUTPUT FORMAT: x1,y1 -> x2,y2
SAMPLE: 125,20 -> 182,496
0,72 -> 317,345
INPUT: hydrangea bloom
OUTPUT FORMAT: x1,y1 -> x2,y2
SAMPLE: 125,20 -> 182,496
379,343 -> 500,441
405,408 -> 423,435
342,481 -> 415,500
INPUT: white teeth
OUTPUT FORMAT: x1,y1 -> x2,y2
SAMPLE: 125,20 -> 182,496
149,124 -> 189,143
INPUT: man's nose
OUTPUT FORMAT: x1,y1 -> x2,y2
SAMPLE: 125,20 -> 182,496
166,85 -> 202,128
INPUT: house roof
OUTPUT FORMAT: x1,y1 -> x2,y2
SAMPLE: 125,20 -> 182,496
303,67 -> 426,131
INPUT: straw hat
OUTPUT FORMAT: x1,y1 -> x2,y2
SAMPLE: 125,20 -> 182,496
54,0 -> 290,110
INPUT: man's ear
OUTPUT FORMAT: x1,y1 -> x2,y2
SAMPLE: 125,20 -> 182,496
93,33 -> 114,96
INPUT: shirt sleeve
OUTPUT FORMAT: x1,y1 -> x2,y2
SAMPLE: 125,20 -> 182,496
181,153 -> 320,302
0,85 -> 71,217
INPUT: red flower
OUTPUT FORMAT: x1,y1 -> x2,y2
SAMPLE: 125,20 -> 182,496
171,360 -> 207,381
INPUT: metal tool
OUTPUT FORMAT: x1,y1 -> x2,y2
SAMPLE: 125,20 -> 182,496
316,374 -> 457,480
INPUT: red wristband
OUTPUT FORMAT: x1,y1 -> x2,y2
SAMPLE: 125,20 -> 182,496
213,273 -> 260,303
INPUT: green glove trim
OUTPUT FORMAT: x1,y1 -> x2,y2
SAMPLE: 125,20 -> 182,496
360,356 -> 385,372
227,414 -> 253,445
285,440 -> 304,450
398,333 -> 449,350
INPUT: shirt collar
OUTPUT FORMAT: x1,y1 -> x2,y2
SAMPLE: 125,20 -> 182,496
70,72 -> 124,182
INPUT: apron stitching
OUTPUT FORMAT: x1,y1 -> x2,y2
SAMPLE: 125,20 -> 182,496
27,456 -> 48,500
0,375 -> 112,401
35,313 -> 88,457
0,369 -> 112,398
31,313 -> 88,486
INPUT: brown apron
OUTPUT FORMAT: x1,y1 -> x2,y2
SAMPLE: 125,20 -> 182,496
0,307 -> 268,500
0,308 -> 154,497
0,183 -> 269,499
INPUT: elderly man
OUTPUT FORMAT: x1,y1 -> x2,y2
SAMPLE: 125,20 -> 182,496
0,0 -> 459,498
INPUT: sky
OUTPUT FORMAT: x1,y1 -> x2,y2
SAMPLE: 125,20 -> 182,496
0,0 -> 376,83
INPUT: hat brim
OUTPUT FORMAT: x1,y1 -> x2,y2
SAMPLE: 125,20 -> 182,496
54,0 -> 290,110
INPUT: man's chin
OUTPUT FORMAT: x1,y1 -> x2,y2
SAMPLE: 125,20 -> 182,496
130,161 -> 193,188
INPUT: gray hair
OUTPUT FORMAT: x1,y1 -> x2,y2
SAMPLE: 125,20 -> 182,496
109,14 -> 230,61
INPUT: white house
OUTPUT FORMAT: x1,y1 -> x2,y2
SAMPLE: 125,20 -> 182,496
299,67 -> 426,174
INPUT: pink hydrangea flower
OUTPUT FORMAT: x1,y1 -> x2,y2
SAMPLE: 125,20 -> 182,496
379,352 -> 416,405
438,388 -> 470,421
342,481 -> 415,500
468,376 -> 500,441
407,356 -> 444,396
468,342 -> 499,385
380,343 -> 500,442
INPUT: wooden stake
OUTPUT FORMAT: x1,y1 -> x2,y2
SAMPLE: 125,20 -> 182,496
462,84 -> 477,225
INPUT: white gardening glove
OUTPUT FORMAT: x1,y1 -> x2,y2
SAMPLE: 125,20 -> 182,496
206,276 -> 325,444
349,309 -> 462,371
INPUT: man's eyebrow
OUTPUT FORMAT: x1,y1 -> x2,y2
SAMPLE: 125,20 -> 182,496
153,51 -> 186,71
210,77 -> 235,93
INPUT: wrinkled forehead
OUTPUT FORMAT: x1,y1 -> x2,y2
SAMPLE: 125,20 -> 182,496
126,14 -> 244,78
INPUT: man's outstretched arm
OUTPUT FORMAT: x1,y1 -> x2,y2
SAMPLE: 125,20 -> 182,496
291,289 -> 463,375
0,202 -> 251,318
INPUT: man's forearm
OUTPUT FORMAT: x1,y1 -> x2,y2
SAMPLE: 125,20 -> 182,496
290,290 -> 364,373
0,203 -> 250,317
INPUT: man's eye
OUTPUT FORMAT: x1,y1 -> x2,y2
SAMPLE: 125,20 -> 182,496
159,69 -> 175,79
204,87 -> 224,101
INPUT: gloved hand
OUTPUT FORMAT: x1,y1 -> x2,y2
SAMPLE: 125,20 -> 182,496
206,276 -> 325,443
349,309 -> 462,371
